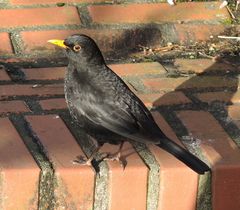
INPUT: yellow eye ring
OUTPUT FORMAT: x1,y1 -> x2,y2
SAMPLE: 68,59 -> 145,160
73,45 -> 81,52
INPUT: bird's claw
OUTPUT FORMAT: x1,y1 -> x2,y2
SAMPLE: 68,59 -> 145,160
105,153 -> 121,161
103,153 -> 126,168
72,155 -> 92,166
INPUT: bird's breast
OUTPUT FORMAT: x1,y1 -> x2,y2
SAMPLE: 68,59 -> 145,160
64,70 -> 103,115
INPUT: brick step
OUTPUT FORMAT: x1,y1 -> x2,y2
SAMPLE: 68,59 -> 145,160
0,60 -> 239,116
0,1 -> 231,59
178,110 -> 240,210
0,60 -> 240,209
0,110 -> 239,209
0,118 -> 40,209
0,0 -> 238,207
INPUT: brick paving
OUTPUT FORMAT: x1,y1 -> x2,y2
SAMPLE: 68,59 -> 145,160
0,1 -> 239,210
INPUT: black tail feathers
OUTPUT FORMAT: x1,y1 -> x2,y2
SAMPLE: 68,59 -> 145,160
158,138 -> 210,174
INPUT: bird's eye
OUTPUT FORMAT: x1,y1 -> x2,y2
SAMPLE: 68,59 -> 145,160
73,45 -> 81,52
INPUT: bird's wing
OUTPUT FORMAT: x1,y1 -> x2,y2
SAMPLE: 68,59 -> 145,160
77,94 -> 160,144
69,65 -> 162,144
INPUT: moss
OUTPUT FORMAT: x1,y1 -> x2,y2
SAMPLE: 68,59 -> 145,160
221,18 -> 233,25
132,142 -> 160,210
56,2 -> 66,7
9,115 -> 55,209
196,172 -> 212,210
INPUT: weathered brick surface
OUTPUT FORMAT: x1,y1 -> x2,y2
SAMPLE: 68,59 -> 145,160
0,101 -> 29,114
178,111 -> 240,210
174,59 -> 237,74
0,56 -> 237,210
143,76 -> 237,91
0,118 -> 40,210
26,115 -> 95,209
0,2 -> 232,58
175,25 -> 226,44
88,2 -> 229,24
150,112 -> 198,210
22,67 -> 65,80
21,29 -> 161,53
100,142 -> 148,210
39,92 -> 190,111
39,98 -> 67,110
0,7 -> 81,28
227,105 -> 240,128
0,33 -> 13,54
22,62 -> 164,80
0,84 -> 63,99
0,68 -> 11,81
196,91 -> 240,104
110,62 -> 166,76
38,92 -> 191,111
138,91 -> 191,107
22,30 -> 81,53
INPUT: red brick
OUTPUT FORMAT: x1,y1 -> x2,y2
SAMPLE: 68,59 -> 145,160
21,29 -> 118,53
21,29 -> 161,53
22,30 -> 81,53
22,63 -> 164,80
38,92 -> 190,112
0,68 -> 11,81
0,7 -> 80,29
38,92 -> 190,111
174,59 -> 236,74
0,57 -> 24,63
109,62 -> 165,76
175,24 -> 225,44
100,142 -> 148,210
149,112 -> 198,210
0,118 -> 40,209
213,165 -> 240,210
227,105 -> 240,128
138,91 -> 191,107
0,84 -> 63,99
177,111 -> 240,210
39,98 -> 67,110
196,91 -> 240,104
88,2 -> 229,24
0,33 -> 13,54
0,101 -> 29,114
22,67 -> 65,80
143,76 -> 237,91
26,115 -> 95,209
10,0 -> 105,4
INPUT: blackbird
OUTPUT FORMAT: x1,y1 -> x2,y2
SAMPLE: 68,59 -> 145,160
48,34 -> 210,174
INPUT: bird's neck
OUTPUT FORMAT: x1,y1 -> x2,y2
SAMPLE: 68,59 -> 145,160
68,60 -> 106,78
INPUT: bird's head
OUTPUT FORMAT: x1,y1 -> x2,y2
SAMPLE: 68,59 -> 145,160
48,34 -> 105,65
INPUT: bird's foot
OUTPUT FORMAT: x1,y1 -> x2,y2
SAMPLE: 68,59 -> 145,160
103,153 -> 126,168
104,153 -> 121,161
72,155 -> 92,166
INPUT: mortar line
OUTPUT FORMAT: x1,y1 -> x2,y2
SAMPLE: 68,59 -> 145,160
158,109 -> 212,210
132,142 -> 160,210
60,111 -> 110,210
9,114 -> 55,210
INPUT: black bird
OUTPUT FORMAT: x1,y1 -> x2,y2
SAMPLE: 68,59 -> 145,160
48,34 -> 210,174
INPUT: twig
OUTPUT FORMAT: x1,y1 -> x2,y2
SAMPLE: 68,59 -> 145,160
226,6 -> 236,19
198,52 -> 215,59
154,44 -> 179,52
218,35 -> 240,41
236,1 -> 239,11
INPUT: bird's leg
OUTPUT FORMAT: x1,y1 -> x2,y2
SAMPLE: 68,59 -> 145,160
72,146 -> 101,166
103,142 -> 125,167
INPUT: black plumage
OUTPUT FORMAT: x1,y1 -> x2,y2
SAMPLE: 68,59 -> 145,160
50,34 -> 210,174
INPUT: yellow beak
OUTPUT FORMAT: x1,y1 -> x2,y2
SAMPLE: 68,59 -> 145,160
47,39 -> 67,48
